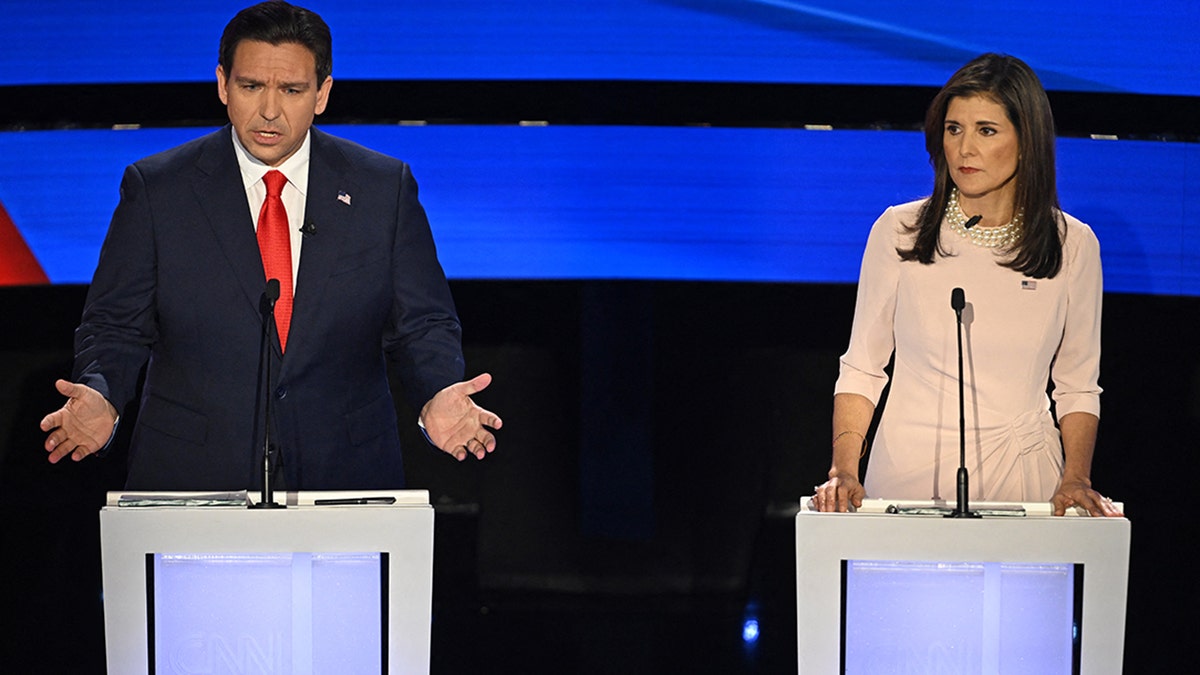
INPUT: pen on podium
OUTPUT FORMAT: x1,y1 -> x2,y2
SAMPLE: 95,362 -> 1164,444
313,497 -> 398,506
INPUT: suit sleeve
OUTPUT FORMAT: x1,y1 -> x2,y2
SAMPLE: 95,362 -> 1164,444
73,163 -> 158,412
383,162 -> 465,412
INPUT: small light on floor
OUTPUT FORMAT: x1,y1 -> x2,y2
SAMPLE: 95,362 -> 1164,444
742,618 -> 760,644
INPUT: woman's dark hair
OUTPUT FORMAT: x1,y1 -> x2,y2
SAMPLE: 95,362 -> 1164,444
899,53 -> 1064,279
218,1 -> 332,84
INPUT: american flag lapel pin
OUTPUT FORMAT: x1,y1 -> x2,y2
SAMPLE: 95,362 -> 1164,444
1021,280 -> 1037,291
337,190 -> 351,206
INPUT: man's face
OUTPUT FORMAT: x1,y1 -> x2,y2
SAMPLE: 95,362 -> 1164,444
216,40 -> 332,167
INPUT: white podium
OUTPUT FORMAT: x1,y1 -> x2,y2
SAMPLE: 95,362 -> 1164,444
795,499 -> 1130,675
100,490 -> 434,675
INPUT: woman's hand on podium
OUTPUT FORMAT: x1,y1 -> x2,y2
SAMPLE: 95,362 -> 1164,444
1051,476 -> 1124,517
420,372 -> 503,462
813,471 -> 865,512
40,379 -> 118,463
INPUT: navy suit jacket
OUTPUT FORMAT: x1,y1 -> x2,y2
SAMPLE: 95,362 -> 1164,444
74,125 -> 465,490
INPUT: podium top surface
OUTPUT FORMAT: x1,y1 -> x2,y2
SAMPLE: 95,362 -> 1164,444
798,496 -> 1127,519
104,489 -> 430,509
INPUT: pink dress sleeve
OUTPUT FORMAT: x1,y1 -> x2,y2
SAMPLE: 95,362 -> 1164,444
1050,217 -> 1103,418
835,205 -> 904,405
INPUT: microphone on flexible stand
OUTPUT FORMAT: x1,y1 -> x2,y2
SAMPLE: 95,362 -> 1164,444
251,278 -> 286,509
947,287 -> 980,518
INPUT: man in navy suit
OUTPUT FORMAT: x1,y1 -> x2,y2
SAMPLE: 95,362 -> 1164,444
40,1 -> 501,490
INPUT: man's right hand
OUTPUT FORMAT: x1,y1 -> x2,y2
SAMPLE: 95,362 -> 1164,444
41,379 -> 118,463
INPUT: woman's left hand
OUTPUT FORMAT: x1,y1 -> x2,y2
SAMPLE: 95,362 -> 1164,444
1051,476 -> 1124,517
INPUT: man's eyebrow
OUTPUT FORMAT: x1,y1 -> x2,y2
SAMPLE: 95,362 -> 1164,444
232,75 -> 310,89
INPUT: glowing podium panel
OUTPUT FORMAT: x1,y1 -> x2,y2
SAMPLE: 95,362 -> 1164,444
100,490 -> 433,674
795,499 -> 1130,675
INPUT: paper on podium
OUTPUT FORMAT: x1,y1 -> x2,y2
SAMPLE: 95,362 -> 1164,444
106,489 -> 430,508
109,491 -> 250,507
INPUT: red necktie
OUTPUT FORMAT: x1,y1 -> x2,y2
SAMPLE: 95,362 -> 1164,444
257,170 -> 293,351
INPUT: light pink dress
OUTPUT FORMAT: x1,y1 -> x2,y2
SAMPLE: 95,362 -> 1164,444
835,199 -> 1102,503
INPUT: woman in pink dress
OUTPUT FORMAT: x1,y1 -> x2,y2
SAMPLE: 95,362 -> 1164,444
813,53 -> 1121,517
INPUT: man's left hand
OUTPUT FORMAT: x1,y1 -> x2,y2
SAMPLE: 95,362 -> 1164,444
420,373 -> 503,461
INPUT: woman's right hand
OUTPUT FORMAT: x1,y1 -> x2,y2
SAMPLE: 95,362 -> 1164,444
813,472 -> 865,512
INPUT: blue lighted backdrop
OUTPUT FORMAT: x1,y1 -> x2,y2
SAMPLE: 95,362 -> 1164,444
3,0 -> 1197,95
1,1 -> 1197,294
1,125 -> 1196,295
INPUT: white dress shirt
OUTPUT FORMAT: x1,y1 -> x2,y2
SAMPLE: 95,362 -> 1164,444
231,130 -> 311,290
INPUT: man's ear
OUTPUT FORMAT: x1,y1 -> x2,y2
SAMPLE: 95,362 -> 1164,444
216,65 -> 229,105
314,76 -> 333,115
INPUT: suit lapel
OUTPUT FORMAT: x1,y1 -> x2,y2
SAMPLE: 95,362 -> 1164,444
285,128 -> 358,362
192,126 -> 269,318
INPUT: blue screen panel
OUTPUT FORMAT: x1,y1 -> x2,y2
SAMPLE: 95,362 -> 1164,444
1,125 -> 1195,294
153,552 -> 383,672
2,1 -> 1197,95
845,561 -> 1076,673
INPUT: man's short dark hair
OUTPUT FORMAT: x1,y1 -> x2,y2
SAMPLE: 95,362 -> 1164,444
219,1 -> 332,83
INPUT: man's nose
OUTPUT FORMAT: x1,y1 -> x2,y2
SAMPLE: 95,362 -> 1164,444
260,90 -> 282,120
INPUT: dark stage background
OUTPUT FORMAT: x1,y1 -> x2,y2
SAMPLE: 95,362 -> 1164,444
2,283 -> 1197,672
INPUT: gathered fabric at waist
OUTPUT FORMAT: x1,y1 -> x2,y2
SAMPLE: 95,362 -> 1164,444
866,407 -> 1064,503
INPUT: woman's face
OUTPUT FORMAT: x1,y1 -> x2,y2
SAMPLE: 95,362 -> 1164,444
943,95 -> 1020,207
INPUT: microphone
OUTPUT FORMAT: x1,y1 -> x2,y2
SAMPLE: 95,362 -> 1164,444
251,279 -> 285,509
947,287 -> 979,518
265,278 -> 280,306
300,222 -> 317,237
964,215 -> 983,229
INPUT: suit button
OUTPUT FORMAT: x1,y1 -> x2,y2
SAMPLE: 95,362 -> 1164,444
275,386 -> 287,399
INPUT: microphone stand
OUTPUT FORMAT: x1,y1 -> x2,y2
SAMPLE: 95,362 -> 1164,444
947,287 -> 979,518
251,279 -> 285,510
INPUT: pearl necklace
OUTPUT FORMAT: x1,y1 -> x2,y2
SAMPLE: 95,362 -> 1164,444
944,188 -> 1022,249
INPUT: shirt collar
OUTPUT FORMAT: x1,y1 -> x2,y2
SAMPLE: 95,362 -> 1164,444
231,128 -> 312,197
